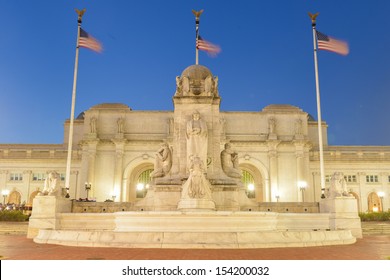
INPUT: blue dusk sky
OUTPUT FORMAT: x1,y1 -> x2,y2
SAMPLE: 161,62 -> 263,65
0,0 -> 389,146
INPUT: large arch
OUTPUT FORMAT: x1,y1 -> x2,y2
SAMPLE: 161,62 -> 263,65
367,192 -> 381,212
238,156 -> 269,202
8,190 -> 21,205
122,155 -> 154,202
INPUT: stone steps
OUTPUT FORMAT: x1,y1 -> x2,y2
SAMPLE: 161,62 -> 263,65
362,222 -> 390,235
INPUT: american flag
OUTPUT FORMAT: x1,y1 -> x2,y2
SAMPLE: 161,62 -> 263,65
196,36 -> 221,56
79,28 -> 103,53
316,31 -> 349,56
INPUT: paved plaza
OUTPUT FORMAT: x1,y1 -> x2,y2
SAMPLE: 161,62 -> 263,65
1,222 -> 390,260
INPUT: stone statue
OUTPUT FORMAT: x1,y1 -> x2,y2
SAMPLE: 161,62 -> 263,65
214,76 -> 219,96
295,119 -> 303,135
117,118 -> 124,133
90,117 -> 97,133
181,156 -> 212,199
40,171 -> 62,197
186,111 -> 208,170
219,117 -> 226,136
221,143 -> 241,178
326,172 -> 351,198
150,143 -> 172,178
182,76 -> 190,95
204,75 -> 213,96
268,117 -> 276,134
175,76 -> 182,95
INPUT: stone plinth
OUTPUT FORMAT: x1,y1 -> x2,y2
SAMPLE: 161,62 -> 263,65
135,185 -> 182,211
177,198 -> 216,211
320,197 -> 362,238
27,196 -> 72,238
212,186 -> 240,211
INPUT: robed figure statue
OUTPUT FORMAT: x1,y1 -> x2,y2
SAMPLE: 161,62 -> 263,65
186,111 -> 208,171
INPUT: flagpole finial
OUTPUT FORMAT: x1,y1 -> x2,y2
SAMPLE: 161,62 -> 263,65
75,8 -> 86,24
192,9 -> 204,20
308,12 -> 319,26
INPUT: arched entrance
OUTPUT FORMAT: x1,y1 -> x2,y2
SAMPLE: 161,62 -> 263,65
127,163 -> 154,202
8,190 -> 21,205
240,163 -> 264,202
368,192 -> 382,212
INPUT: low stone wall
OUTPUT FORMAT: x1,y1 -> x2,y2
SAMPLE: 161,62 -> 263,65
71,201 -> 319,213
71,202 -> 135,213
251,202 -> 319,213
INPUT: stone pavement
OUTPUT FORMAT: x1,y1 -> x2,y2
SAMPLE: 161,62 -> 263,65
1,222 -> 390,260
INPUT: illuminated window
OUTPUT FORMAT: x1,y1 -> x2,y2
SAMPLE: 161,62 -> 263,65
32,173 -> 46,181
366,175 -> 379,183
242,170 -> 255,199
136,169 -> 153,198
10,173 -> 23,181
344,175 -> 357,183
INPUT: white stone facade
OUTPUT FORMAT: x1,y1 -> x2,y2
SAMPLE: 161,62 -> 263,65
0,65 -> 389,213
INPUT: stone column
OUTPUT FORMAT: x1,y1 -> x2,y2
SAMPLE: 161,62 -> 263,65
24,170 -> 32,204
67,171 -> 78,199
0,170 -> 8,195
357,172 -> 366,212
113,141 -> 125,202
87,150 -> 96,198
312,172 -> 320,202
267,141 -> 280,202
295,150 -> 304,201
80,142 -> 98,199
380,172 -> 388,211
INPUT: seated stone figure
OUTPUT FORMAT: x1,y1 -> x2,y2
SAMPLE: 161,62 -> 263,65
326,172 -> 351,198
221,143 -> 242,178
40,171 -> 62,197
181,156 -> 212,199
150,143 -> 172,178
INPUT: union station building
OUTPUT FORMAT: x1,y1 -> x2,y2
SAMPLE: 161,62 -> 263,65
0,64 -> 389,213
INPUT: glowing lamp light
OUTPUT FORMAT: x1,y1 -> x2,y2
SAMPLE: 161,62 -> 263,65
298,181 -> 307,190
2,189 -> 10,196
136,183 -> 145,191
247,183 -> 255,192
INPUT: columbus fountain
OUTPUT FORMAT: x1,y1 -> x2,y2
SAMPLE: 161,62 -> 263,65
27,64 -> 361,248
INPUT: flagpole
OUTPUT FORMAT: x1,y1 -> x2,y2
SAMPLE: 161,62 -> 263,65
65,8 -> 86,198
309,12 -> 326,199
192,9 -> 203,65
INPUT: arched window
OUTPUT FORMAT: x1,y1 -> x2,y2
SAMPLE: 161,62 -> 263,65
136,169 -> 153,198
242,170 -> 255,199
8,190 -> 21,205
368,192 -> 381,212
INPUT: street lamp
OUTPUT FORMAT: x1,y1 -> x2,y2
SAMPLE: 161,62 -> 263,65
298,181 -> 307,202
2,189 -> 10,205
85,182 -> 92,200
378,191 -> 385,212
